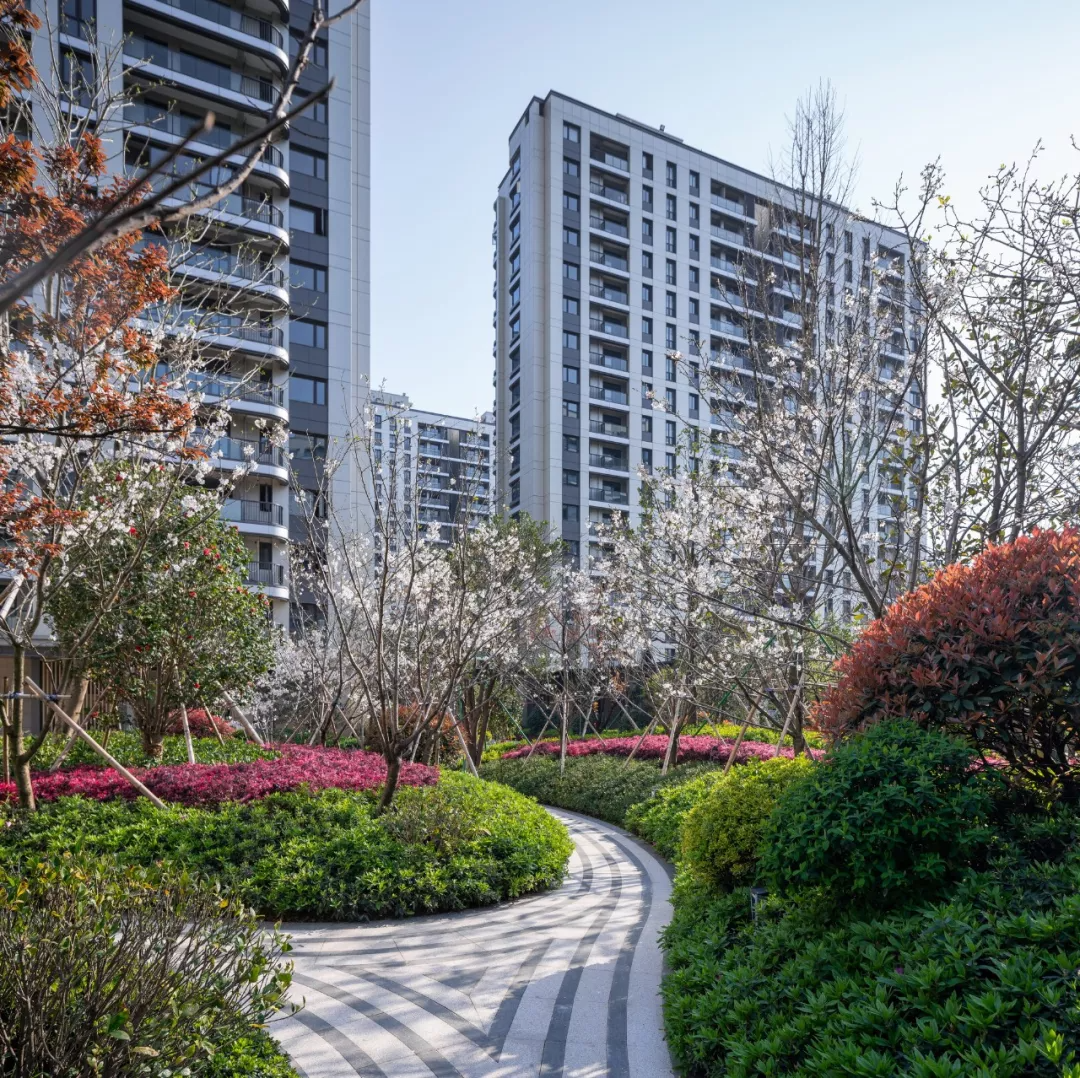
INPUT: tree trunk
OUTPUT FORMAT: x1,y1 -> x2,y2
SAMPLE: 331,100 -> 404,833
9,646 -> 35,811
178,700 -> 195,764
141,727 -> 164,759
661,699 -> 683,775
378,752 -> 401,813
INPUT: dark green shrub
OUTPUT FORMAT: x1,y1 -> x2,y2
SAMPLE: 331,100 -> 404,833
0,853 -> 292,1077
0,774 -> 572,920
760,720 -> 1000,907
661,844 -> 1080,1078
680,756 -> 813,889
207,1033 -> 300,1078
30,732 -> 274,770
624,765 -> 726,859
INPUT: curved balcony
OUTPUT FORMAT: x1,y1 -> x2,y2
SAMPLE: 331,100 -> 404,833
222,498 -> 288,538
174,248 -> 287,305
124,103 -> 288,189
212,436 -> 287,478
125,36 -> 279,116
148,309 -> 287,364
192,372 -> 287,419
245,560 -> 288,598
127,0 -> 288,71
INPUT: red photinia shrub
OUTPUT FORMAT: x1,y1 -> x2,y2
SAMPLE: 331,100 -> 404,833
501,735 -> 817,766
165,708 -> 235,741
814,528 -> 1080,796
0,745 -> 438,808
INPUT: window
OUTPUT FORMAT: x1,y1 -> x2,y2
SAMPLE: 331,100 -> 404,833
689,297 -> 699,319
862,236 -> 871,261
290,318 -> 327,349
641,217 -> 653,244
665,292 -> 676,317
641,349 -> 653,372
665,324 -> 676,349
292,147 -> 327,179
510,315 -> 521,340
290,373 -> 327,405
666,259 -> 677,285
510,217 -> 521,243
641,447 -> 652,470
563,469 -> 579,486
689,202 -> 699,227
563,364 -> 579,383
844,261 -> 853,283
642,415 -> 653,439
562,503 -> 580,523
565,539 -> 580,559
510,250 -> 521,277
563,157 -> 579,177
642,151 -> 653,177
642,380 -> 652,404
642,251 -> 653,276
563,400 -> 579,418
641,283 -> 653,305
689,265 -> 699,290
563,330 -> 579,350
289,432 -> 327,460
666,193 -> 677,220
665,355 -> 677,381
563,434 -> 580,453
843,230 -> 853,254
509,282 -> 521,308
563,260 -> 579,280
563,227 -> 579,246
689,169 -> 700,194
666,419 -> 677,445
290,260 -> 327,292
563,295 -> 579,315
290,202 -> 326,235
642,316 -> 653,338
563,192 -> 579,213
300,90 -> 327,124
563,121 -> 580,143
666,161 -> 677,187
311,36 -> 327,66
826,252 -> 835,275
666,451 -> 676,472
642,184 -> 653,210
665,227 -> 677,253
688,233 -> 700,260
689,392 -> 699,412
510,414 -> 520,439
511,151 -> 521,176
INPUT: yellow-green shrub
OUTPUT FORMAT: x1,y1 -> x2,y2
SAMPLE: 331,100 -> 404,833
680,756 -> 812,890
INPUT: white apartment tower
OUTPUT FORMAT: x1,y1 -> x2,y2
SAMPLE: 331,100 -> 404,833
493,92 -> 915,571
45,0 -> 371,623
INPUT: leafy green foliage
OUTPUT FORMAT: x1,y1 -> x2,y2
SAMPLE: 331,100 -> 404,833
0,852 -> 293,1077
206,1033 -> 300,1078
0,774 -> 572,920
680,757 -> 813,889
624,765 -> 727,859
761,720 -> 1000,907
661,823 -> 1080,1078
31,732 -> 275,770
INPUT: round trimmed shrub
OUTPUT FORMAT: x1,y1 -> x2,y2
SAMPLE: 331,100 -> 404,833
814,527 -> 1080,797
624,765 -> 726,859
679,756 -> 813,889
760,720 -> 999,906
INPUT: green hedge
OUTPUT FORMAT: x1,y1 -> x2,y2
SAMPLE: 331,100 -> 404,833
207,1033 -> 299,1078
623,766 -> 728,859
0,773 -> 573,920
31,732 -> 275,770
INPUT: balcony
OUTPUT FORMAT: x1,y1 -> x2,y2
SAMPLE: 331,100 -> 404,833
589,282 -> 629,304
590,248 -> 629,273
711,193 -> 748,216
589,486 -> 629,505
192,372 -> 285,408
214,436 -> 285,468
711,318 -> 746,339
246,561 -> 286,587
878,283 -> 906,304
589,385 -> 629,406
589,316 -> 628,339
589,179 -> 628,204
711,224 -> 748,247
176,247 -> 284,289
143,171 -> 284,231
124,103 -> 285,171
136,0 -> 285,52
589,419 -> 629,438
710,286 -> 743,306
589,214 -> 629,239
589,350 -> 629,373
125,36 -> 278,109
222,498 -> 285,527
589,453 -> 628,472
591,149 -> 629,172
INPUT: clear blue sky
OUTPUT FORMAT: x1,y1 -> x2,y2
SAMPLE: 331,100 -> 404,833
370,0 -> 1077,419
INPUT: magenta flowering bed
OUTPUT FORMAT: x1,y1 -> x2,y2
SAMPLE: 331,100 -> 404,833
501,735 -> 820,766
0,744 -> 439,808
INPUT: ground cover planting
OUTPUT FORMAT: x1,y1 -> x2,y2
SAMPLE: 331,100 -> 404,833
498,733 -> 817,765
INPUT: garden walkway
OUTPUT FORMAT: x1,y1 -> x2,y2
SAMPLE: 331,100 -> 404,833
274,809 -> 675,1078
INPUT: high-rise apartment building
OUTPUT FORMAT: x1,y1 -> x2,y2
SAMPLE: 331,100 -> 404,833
47,0 -> 371,623
370,391 -> 495,543
493,92 -> 914,571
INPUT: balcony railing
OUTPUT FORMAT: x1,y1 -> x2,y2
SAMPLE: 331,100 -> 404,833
214,436 -> 285,467
589,317 -> 628,338
150,0 -> 284,48
144,171 -> 283,227
589,420 -> 629,438
126,36 -> 278,104
711,319 -> 747,338
589,215 -> 629,239
193,373 -> 284,406
176,248 -> 284,287
124,103 -> 284,168
589,454 -> 628,471
223,499 -> 285,526
589,351 -> 629,372
711,224 -> 748,246
711,287 -> 742,305
591,150 -> 629,172
589,487 -> 629,505
589,282 -> 629,304
589,386 -> 629,405
589,179 -> 628,204
590,249 -> 628,273
246,561 -> 285,586
711,193 -> 747,216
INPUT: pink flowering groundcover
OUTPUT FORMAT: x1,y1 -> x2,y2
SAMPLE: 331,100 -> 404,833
0,744 -> 439,808
500,734 -> 820,766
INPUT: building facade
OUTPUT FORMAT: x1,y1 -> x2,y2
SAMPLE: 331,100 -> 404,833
493,92 -> 916,575
46,0 -> 371,624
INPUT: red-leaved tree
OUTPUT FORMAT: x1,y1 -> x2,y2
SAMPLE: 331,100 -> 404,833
814,528 -> 1080,797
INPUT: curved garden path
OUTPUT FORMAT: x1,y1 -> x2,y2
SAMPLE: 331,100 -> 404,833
273,808 -> 676,1078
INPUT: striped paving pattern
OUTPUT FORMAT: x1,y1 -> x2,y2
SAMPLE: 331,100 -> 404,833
273,809 -> 675,1078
